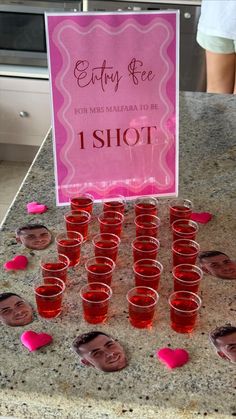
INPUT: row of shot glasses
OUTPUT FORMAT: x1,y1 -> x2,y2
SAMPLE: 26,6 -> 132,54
34,194 -> 202,333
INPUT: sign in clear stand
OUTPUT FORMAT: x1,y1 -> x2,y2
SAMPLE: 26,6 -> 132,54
45,11 -> 179,205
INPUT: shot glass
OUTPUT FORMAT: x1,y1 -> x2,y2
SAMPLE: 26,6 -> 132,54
169,199 -> 193,225
133,259 -> 163,291
85,256 -> 115,286
98,211 -> 124,238
70,193 -> 94,214
168,291 -> 201,333
56,231 -> 83,267
126,286 -> 159,329
134,197 -> 159,216
80,282 -> 112,324
173,264 -> 203,293
172,219 -> 198,241
92,233 -> 120,262
34,277 -> 65,319
172,239 -> 200,267
132,236 -> 160,262
135,214 -> 161,238
64,210 -> 91,242
103,195 -> 125,214
40,254 -> 69,284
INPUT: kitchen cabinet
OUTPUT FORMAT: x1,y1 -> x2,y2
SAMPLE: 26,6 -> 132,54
0,76 -> 51,147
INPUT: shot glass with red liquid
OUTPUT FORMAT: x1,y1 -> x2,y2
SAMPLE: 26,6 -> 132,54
134,214 -> 161,238
173,264 -> 203,293
168,291 -> 201,333
133,259 -> 163,291
98,211 -> 124,238
34,277 -> 65,319
92,233 -> 120,262
127,286 -> 159,329
80,282 -> 112,324
85,256 -> 115,286
134,197 -> 159,216
172,239 -> 200,267
56,231 -> 83,267
40,254 -> 69,284
169,199 -> 193,225
172,219 -> 198,241
103,196 -> 125,215
64,210 -> 91,242
132,236 -> 160,262
70,193 -> 94,214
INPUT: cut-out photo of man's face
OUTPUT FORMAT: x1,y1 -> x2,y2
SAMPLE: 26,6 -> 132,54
198,251 -> 236,280
72,331 -> 127,372
15,224 -> 52,250
210,324 -> 236,364
0,292 -> 33,327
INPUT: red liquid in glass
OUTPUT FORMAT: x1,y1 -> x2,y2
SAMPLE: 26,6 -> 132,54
94,239 -> 118,262
170,298 -> 199,333
82,291 -> 109,324
173,244 -> 198,266
133,241 -> 158,262
70,197 -> 93,213
135,265 -> 161,290
174,270 -> 201,293
87,263 -> 113,286
170,205 -> 192,225
135,202 -> 157,216
57,239 -> 81,267
104,201 -> 125,214
35,284 -> 63,318
66,214 -> 89,241
173,224 -> 197,241
42,262 -> 67,283
100,218 -> 122,237
129,294 -> 156,328
136,221 -> 158,238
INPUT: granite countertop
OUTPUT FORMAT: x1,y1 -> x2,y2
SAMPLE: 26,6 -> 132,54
0,92 -> 235,419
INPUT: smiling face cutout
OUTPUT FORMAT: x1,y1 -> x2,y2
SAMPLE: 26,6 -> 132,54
215,332 -> 236,363
210,325 -> 236,363
73,332 -> 127,372
0,293 -> 33,327
199,251 -> 236,280
16,224 -> 52,250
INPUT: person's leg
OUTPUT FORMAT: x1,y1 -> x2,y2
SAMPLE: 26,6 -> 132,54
206,50 -> 235,94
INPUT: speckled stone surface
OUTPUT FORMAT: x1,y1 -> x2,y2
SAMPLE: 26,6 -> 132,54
0,92 -> 236,419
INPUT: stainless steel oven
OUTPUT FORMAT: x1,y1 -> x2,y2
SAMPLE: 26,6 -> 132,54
0,0 -> 81,67
83,0 -> 206,92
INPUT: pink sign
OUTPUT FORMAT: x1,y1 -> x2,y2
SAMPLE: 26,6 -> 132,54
46,12 -> 179,205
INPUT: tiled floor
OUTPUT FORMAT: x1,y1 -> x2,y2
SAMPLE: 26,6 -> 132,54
0,161 -> 31,225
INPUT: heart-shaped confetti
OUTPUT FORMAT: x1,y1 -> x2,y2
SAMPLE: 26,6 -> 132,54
156,348 -> 189,369
191,212 -> 212,224
27,202 -> 48,214
21,331 -> 53,352
4,255 -> 28,270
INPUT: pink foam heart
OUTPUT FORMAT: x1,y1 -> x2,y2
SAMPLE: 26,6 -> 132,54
4,255 -> 28,270
191,212 -> 212,224
157,348 -> 189,369
21,331 -> 53,352
27,201 -> 48,214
